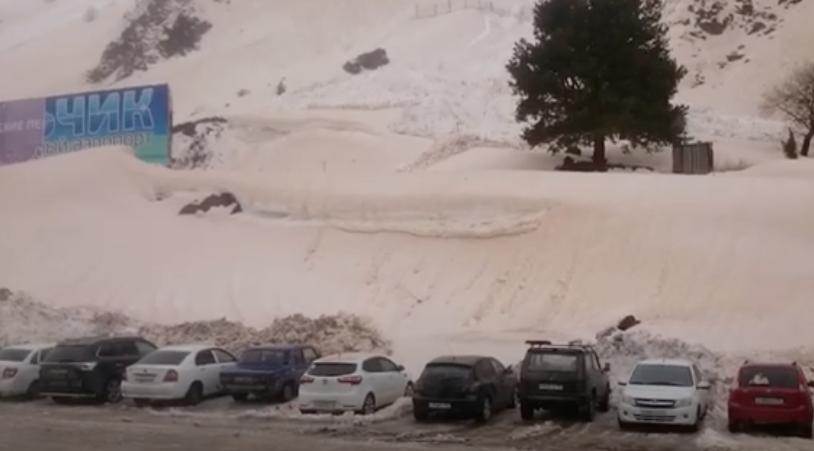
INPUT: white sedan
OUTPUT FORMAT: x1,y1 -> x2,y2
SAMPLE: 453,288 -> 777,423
121,344 -> 237,406
0,343 -> 55,398
298,353 -> 413,415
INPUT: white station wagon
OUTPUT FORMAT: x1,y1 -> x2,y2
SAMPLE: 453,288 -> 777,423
121,344 -> 237,406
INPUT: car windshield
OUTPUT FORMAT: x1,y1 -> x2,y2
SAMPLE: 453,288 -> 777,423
307,363 -> 357,377
420,364 -> 472,380
0,348 -> 31,362
43,345 -> 96,363
629,364 -> 694,387
739,366 -> 798,389
240,349 -> 288,365
138,351 -> 189,366
526,352 -> 580,372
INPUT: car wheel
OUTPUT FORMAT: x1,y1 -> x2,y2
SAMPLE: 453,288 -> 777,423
475,395 -> 492,423
520,400 -> 534,421
134,398 -> 151,408
403,382 -> 414,398
184,383 -> 203,406
232,393 -> 249,403
281,383 -> 296,403
598,386 -> 610,412
799,424 -> 813,439
618,417 -> 632,431
688,407 -> 701,433
26,380 -> 40,399
728,420 -> 743,433
580,395 -> 596,422
413,400 -> 429,422
105,378 -> 123,404
359,393 -> 376,415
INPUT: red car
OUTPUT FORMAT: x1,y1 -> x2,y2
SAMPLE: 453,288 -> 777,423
728,362 -> 814,438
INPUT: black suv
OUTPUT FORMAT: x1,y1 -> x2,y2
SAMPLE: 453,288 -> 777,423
518,341 -> 610,421
39,336 -> 157,404
412,355 -> 517,422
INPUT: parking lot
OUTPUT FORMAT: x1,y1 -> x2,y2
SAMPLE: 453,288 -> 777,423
1,395 -> 811,451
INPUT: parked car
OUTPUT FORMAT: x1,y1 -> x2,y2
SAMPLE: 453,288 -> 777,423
39,336 -> 157,404
518,340 -> 610,421
298,353 -> 412,415
617,358 -> 711,431
0,343 -> 54,398
412,355 -> 517,422
220,344 -> 320,402
122,344 -> 237,406
728,362 -> 814,438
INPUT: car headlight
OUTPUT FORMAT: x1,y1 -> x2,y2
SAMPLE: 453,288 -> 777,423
675,397 -> 694,408
622,394 -> 635,405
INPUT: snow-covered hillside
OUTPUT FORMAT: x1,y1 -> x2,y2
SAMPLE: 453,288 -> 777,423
0,0 -> 813,374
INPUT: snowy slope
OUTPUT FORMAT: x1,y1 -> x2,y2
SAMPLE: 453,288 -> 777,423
0,0 -> 813,376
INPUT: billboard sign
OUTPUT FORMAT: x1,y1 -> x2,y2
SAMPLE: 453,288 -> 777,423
0,83 -> 172,166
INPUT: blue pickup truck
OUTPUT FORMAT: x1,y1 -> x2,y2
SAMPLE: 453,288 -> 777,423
220,344 -> 320,402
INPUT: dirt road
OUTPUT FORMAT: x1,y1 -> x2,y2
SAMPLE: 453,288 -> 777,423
0,397 -> 809,451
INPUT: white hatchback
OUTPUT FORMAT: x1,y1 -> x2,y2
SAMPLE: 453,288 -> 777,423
617,358 -> 711,431
121,344 -> 237,406
0,343 -> 55,398
298,353 -> 413,415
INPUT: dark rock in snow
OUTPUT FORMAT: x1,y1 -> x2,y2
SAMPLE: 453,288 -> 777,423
0,288 -> 12,302
179,192 -> 242,215
343,48 -> 390,75
617,315 -> 641,331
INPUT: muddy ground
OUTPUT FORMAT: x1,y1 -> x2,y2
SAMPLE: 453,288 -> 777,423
1,396 -> 810,451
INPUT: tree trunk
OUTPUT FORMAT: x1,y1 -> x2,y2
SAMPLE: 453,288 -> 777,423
592,135 -> 607,167
802,131 -> 813,157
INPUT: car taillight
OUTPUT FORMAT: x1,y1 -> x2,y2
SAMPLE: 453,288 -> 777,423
164,370 -> 179,382
338,375 -> 363,385
2,368 -> 17,379
300,375 -> 315,384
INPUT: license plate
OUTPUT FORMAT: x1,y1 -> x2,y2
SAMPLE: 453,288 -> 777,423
539,384 -> 564,391
235,377 -> 254,383
429,402 -> 452,409
640,409 -> 668,416
49,370 -> 68,377
755,397 -> 784,406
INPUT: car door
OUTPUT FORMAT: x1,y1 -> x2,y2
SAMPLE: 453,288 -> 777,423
194,350 -> 218,395
591,351 -> 608,398
692,364 -> 707,411
475,359 -> 499,405
489,359 -> 514,407
289,349 -> 307,385
212,349 -> 237,393
377,357 -> 404,404
361,358 -> 387,402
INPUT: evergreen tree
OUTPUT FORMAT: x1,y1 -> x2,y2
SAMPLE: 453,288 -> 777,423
507,0 -> 687,166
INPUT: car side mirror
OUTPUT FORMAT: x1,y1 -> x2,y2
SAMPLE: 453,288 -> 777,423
504,365 -> 514,374
397,365 -> 405,372
697,381 -> 711,390
807,381 -> 814,389
618,381 -> 627,386
603,363 -> 611,373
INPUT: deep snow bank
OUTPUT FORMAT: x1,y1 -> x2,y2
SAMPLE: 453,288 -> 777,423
0,289 -> 390,355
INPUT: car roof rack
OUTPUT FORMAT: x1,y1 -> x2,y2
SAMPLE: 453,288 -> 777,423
525,340 -> 595,351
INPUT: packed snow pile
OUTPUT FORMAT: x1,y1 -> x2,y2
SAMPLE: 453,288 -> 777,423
86,0 -> 211,82
139,313 -> 392,356
0,289 -> 391,355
